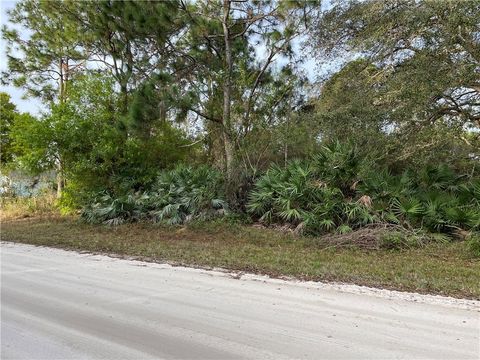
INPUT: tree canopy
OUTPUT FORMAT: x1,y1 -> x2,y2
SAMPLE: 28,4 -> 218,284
2,0 -> 479,206
313,0 -> 479,166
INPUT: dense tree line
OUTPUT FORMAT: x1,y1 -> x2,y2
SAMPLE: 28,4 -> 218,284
1,0 -> 479,239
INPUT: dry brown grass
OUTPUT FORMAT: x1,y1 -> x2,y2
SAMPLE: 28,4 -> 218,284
0,193 -> 58,221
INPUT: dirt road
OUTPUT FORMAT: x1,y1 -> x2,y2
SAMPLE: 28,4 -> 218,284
1,242 -> 479,359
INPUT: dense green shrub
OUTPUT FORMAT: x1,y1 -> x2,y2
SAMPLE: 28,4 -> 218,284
147,165 -> 227,224
81,192 -> 149,225
247,161 -> 318,225
312,141 -> 367,194
82,165 -> 227,225
246,150 -> 375,235
248,142 -> 479,236
82,140 -> 478,238
361,166 -> 480,233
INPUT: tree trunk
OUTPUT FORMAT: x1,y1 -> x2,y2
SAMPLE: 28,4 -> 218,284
59,59 -> 65,103
222,0 -> 234,181
120,84 -> 129,114
223,131 -> 234,179
57,59 -> 66,197
159,99 -> 167,123
56,161 -> 63,198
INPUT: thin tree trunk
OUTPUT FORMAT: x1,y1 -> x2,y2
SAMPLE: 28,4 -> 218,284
159,100 -> 167,123
59,59 -> 65,103
120,84 -> 128,114
284,111 -> 290,167
57,59 -> 66,197
223,132 -> 234,178
56,161 -> 63,198
222,0 -> 234,181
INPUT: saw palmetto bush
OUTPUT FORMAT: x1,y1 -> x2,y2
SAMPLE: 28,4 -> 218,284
147,165 -> 227,224
248,142 -> 479,237
81,192 -> 150,226
247,151 -> 375,235
312,141 -> 366,194
246,161 -> 321,226
82,165 -> 227,225
359,165 -> 480,233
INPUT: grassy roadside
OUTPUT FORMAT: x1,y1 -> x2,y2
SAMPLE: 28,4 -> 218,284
2,216 -> 479,299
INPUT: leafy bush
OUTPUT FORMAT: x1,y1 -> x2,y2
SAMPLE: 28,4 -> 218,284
82,165 -> 227,225
360,166 -> 479,233
147,165 -> 227,224
247,161 -> 319,225
248,142 -> 479,237
81,192 -> 149,225
247,156 -> 374,235
312,141 -> 366,194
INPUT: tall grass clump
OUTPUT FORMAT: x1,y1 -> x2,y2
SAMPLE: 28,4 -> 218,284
1,192 -> 58,220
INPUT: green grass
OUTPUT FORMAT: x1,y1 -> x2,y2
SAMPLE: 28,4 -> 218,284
2,217 -> 479,299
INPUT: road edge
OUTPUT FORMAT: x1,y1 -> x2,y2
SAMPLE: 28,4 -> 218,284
2,241 -> 479,311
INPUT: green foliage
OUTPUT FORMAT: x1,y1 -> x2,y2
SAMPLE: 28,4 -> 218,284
2,0 -> 479,254
466,233 -> 480,258
312,142 -> 366,193
0,93 -> 19,165
247,161 -> 318,225
312,60 -> 390,160
81,192 -> 149,226
9,112 -> 51,173
82,165 -> 227,225
148,165 -> 227,224
313,1 -> 480,169
2,0 -> 84,102
248,142 -> 479,237
247,143 -> 374,235
8,74 -> 195,207
361,165 -> 480,233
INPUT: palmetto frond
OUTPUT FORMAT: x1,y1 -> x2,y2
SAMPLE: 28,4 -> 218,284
82,165 -> 227,225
